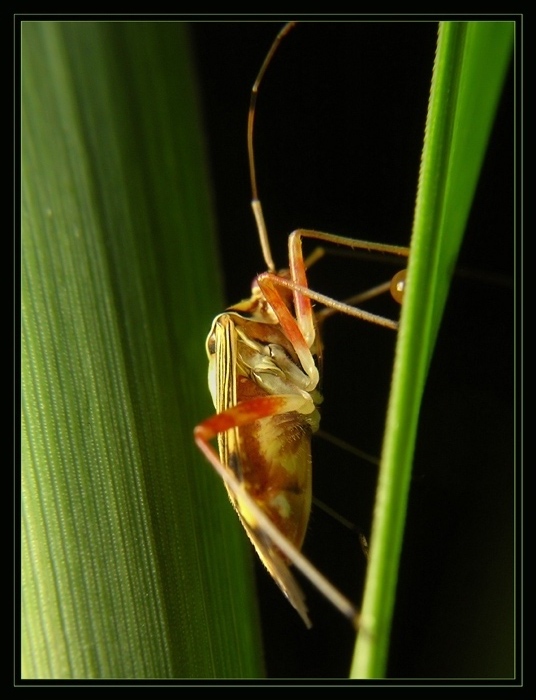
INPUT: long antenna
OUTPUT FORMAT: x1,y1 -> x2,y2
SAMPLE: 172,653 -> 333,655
248,21 -> 297,272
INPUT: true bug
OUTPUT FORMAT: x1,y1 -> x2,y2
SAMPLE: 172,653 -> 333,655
194,22 -> 410,628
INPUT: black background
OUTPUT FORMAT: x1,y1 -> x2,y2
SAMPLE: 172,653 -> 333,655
192,20 -> 515,680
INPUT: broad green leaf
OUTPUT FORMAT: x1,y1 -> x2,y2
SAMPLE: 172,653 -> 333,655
21,21 -> 263,679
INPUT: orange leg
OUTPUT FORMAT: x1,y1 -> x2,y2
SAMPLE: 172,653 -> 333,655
195,393 -> 315,444
255,230 -> 409,385
288,228 -> 409,341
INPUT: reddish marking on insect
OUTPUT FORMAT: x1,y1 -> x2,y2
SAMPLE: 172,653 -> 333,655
194,22 -> 409,628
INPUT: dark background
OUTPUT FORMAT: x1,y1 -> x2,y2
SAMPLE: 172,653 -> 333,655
191,20 -> 515,679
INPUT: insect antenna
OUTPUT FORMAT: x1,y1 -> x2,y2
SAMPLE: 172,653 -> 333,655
247,21 -> 297,272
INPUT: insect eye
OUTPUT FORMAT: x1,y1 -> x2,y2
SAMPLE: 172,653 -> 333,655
207,334 -> 216,355
390,269 -> 406,304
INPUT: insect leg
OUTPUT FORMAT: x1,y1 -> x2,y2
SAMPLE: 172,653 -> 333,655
197,393 -> 316,441
258,272 -> 400,334
287,228 -> 410,337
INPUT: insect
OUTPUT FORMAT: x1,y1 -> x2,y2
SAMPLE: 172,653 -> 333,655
194,22 -> 410,628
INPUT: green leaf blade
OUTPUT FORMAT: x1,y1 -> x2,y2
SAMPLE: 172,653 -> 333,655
22,21 -> 263,679
352,21 -> 513,679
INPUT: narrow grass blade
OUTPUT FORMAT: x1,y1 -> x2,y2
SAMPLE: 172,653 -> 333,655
352,21 -> 514,678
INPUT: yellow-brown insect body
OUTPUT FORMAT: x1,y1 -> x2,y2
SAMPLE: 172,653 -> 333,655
206,280 -> 322,564
198,241 -> 408,627
194,22 -> 409,627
